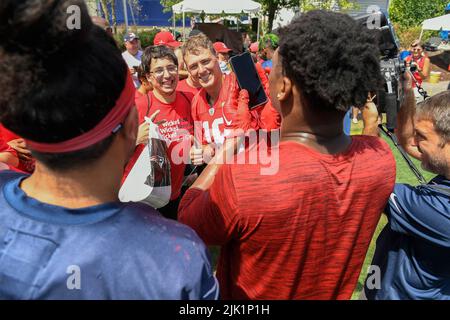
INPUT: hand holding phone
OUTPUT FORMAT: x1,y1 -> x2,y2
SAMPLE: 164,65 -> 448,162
229,52 -> 268,110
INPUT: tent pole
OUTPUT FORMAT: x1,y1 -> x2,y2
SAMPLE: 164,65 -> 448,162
122,0 -> 129,34
419,28 -> 424,41
257,14 -> 260,41
173,11 -> 175,37
183,11 -> 186,41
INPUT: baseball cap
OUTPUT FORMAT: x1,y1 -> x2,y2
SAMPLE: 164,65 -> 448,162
153,31 -> 181,48
124,32 -> 139,42
213,42 -> 232,53
249,42 -> 259,53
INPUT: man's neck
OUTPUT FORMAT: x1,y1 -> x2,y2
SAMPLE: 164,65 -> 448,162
153,89 -> 176,104
280,100 -> 350,154
187,76 -> 201,89
128,50 -> 139,57
20,157 -> 123,209
205,79 -> 222,106
138,86 -> 148,96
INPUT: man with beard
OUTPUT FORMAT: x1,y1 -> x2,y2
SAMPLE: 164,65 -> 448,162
363,88 -> 450,300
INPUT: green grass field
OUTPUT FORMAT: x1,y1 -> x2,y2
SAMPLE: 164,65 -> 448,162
208,117 -> 435,299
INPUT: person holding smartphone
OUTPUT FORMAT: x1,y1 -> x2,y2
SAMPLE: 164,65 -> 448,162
183,34 -> 279,166
179,11 -> 395,300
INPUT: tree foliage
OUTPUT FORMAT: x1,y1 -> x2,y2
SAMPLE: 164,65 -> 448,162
161,0 -> 359,33
389,0 -> 448,28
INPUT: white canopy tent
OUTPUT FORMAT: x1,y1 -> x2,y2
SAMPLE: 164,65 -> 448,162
419,14 -> 450,40
171,0 -> 262,40
172,0 -> 261,14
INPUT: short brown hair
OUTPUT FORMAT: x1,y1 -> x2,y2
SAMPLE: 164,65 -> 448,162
182,34 -> 216,58
416,90 -> 450,142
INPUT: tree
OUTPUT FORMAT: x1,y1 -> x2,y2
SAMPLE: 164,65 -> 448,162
256,0 -> 358,33
298,0 -> 357,12
389,0 -> 449,28
99,0 -> 142,33
161,0 -> 358,34
160,0 -> 180,12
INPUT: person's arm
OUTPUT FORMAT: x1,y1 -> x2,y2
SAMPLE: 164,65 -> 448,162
361,94 -> 380,137
396,74 -> 422,160
417,57 -> 430,80
385,183 -> 450,247
179,138 -> 241,245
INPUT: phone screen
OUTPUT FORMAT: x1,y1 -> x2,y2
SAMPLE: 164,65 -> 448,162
229,52 -> 268,109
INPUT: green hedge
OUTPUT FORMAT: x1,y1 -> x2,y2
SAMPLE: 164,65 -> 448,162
113,28 -> 162,51
393,23 -> 439,48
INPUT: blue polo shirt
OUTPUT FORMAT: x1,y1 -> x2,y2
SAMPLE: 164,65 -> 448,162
364,176 -> 450,300
0,171 -> 219,300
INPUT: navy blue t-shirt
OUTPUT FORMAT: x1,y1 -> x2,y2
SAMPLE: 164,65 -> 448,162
364,176 -> 450,300
0,172 -> 219,300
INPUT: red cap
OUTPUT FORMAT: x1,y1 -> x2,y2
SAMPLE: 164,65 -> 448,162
153,31 -> 181,48
213,42 -> 232,53
249,42 -> 259,53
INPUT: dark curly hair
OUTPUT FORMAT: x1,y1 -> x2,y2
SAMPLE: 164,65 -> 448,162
278,10 -> 383,112
0,0 -> 127,170
141,45 -> 178,75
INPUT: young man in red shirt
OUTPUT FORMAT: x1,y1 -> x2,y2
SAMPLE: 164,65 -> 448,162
179,11 -> 396,299
182,34 -> 280,166
127,45 -> 193,219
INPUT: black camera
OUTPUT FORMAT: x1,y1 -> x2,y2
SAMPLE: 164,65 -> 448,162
355,10 -> 406,131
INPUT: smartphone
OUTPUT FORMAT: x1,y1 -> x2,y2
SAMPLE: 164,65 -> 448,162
229,52 -> 268,110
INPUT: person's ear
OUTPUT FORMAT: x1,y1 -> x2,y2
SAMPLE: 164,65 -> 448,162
277,76 -> 292,102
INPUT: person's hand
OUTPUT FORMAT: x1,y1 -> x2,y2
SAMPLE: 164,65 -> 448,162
136,121 -> 150,145
401,68 -> 413,90
129,67 -> 136,75
362,93 -> 379,136
7,138 -> 32,161
222,75 -> 260,132
254,62 -> 269,92
137,110 -> 165,145
234,89 -> 259,131
189,138 -> 216,166
189,145 -> 203,166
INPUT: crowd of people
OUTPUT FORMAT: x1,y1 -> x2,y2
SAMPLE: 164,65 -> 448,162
0,0 -> 448,300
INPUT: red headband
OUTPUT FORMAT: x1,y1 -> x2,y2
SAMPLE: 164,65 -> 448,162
25,72 -> 135,153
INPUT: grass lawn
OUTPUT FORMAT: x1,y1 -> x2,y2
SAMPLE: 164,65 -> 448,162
207,116 -> 435,299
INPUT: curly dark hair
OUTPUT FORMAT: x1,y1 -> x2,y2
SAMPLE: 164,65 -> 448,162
278,10 -> 383,112
0,0 -> 127,170
141,45 -> 178,75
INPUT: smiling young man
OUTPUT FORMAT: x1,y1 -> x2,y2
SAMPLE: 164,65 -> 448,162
363,88 -> 450,300
182,34 -> 266,166
129,45 -> 193,220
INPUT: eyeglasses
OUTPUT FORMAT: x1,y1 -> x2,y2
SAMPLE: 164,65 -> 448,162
150,65 -> 178,77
